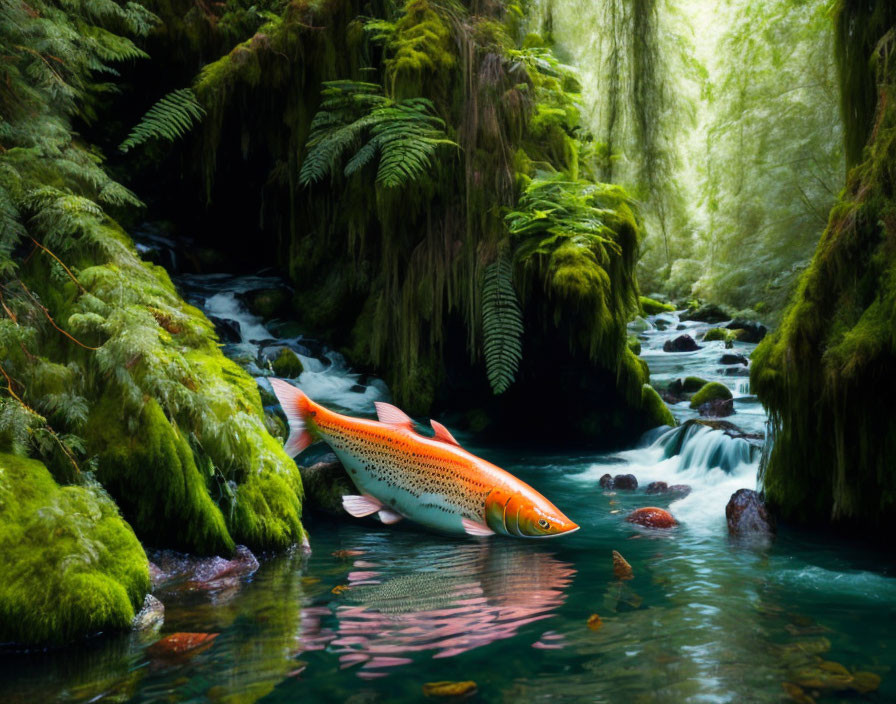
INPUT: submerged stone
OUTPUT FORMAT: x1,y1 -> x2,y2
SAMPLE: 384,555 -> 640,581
208,315 -> 242,342
698,398 -> 734,417
626,507 -> 677,529
612,474 -> 638,490
149,545 -> 259,592
612,550 -> 633,580
719,353 -> 749,366
132,594 -> 165,631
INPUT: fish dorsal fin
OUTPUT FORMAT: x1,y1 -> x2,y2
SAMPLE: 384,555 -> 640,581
374,401 -> 414,429
430,420 -> 462,447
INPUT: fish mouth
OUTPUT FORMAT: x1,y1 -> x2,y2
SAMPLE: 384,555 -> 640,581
529,524 -> 580,539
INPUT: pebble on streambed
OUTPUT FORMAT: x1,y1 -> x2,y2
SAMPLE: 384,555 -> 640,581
626,507 -> 678,529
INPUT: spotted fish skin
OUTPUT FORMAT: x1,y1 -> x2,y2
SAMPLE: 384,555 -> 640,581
269,379 -> 579,538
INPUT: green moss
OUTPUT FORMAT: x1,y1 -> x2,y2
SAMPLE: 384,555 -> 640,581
270,348 -> 305,378
639,295 -> 675,315
702,328 -> 731,342
682,376 -> 708,392
86,394 -> 235,556
0,454 -> 149,646
751,13 -> 896,529
689,382 -> 732,408
627,335 -> 642,355
641,385 -> 675,427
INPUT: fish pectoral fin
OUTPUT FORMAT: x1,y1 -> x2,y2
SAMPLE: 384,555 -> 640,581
462,517 -> 495,537
377,509 -> 404,525
430,419 -> 462,447
342,494 -> 384,518
373,401 -> 414,430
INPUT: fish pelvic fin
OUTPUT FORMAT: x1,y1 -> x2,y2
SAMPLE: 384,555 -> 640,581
377,509 -> 404,525
462,517 -> 495,537
342,494 -> 384,518
270,378 -> 315,457
374,401 -> 414,430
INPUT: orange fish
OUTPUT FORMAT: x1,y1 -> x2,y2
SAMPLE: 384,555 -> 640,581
270,380 -> 579,538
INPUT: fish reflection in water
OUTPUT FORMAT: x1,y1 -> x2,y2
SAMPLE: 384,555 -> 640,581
302,541 -> 575,675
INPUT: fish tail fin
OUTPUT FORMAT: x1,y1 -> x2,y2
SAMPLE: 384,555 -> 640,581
270,378 -> 315,457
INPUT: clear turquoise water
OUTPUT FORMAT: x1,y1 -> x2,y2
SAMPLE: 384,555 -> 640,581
4,279 -> 893,703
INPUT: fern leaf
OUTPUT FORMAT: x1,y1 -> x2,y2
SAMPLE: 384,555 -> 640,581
120,89 -> 205,153
482,254 -> 524,394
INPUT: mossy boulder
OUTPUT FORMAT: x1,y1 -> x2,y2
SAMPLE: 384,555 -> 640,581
86,395 -> 235,556
641,385 -> 675,427
683,376 -> 708,392
639,296 -> 675,316
0,454 -> 149,646
626,335 -> 642,355
270,347 -> 304,378
703,327 -> 735,343
681,303 -> 730,324
244,288 -> 291,320
689,382 -> 733,408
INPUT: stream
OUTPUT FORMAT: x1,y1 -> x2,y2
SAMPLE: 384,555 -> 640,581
3,267 -> 894,703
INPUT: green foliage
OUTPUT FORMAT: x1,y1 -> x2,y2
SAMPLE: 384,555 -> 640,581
752,13 -> 896,528
689,381 -> 732,408
120,88 -> 205,152
300,80 -> 455,189
507,174 -> 640,361
482,253 -> 523,394
0,453 -> 149,646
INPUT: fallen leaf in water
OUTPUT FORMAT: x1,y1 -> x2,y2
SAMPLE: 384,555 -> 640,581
587,614 -> 602,631
332,550 -> 364,559
422,681 -> 478,698
612,550 -> 633,580
331,584 -> 350,594
609,510 -> 620,514
147,632 -> 219,659
851,671 -> 881,694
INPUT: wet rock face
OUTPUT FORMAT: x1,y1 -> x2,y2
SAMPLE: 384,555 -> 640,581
626,507 -> 678,529
613,474 -> 638,490
663,334 -> 701,352
132,594 -> 165,631
148,545 -> 259,592
719,353 -> 749,366
698,398 -> 735,417
726,489 -> 774,537
645,481 -> 692,498
726,319 -> 767,343
689,419 -> 763,442
300,454 -> 356,516
209,315 -> 241,342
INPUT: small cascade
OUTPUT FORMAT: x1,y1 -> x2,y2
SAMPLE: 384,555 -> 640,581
651,422 -> 759,474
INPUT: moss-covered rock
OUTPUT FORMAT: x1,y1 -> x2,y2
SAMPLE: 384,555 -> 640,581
626,335 -> 642,355
681,303 -> 730,323
86,395 -> 235,556
702,327 -> 733,342
270,347 -> 305,378
0,454 -> 149,646
682,376 -> 708,392
639,296 -> 675,316
689,382 -> 733,408
244,288 -> 290,320
641,385 -> 675,427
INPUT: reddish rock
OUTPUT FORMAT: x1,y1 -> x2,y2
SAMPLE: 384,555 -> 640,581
147,632 -> 219,659
626,507 -> 678,529
726,489 -> 774,537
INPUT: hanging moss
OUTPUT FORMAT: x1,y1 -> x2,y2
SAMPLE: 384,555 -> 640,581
752,6 -> 896,528
0,454 -> 149,646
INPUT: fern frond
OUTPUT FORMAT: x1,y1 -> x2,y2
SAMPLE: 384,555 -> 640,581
120,88 -> 205,153
482,254 -> 524,394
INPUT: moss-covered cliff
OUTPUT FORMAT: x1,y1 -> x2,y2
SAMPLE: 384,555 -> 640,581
118,0 -> 671,445
751,1 -> 896,529
0,0 -> 304,645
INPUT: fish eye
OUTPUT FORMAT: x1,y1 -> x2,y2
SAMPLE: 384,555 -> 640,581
538,519 -> 549,529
